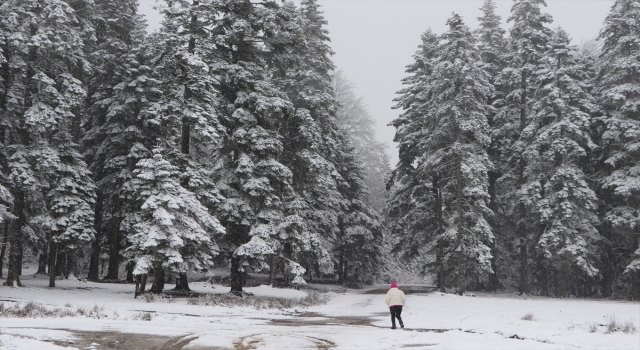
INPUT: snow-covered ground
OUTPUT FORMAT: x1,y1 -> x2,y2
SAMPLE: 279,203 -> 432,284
1,274 -> 638,349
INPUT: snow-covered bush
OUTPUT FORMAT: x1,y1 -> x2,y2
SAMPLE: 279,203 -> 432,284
186,291 -> 328,309
0,302 -> 109,319
521,313 -> 535,321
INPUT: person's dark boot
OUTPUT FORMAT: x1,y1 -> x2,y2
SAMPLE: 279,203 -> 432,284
400,323 -> 404,329
391,325 -> 396,329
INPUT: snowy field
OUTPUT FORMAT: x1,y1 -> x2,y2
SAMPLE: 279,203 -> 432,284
1,274 -> 639,349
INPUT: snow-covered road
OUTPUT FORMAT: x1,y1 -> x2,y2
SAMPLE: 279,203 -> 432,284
1,277 -> 638,349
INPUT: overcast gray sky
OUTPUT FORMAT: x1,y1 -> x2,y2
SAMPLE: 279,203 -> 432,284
138,0 -> 613,164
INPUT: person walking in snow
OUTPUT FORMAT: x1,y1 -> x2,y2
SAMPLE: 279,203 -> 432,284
385,281 -> 406,329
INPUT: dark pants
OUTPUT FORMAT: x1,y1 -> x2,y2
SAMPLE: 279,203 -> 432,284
390,305 -> 403,328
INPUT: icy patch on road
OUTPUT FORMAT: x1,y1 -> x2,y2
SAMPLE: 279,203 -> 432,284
1,328 -> 76,342
0,333 -> 76,350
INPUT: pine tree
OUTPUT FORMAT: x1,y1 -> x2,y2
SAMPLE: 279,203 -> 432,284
476,0 -> 506,291
477,0 -> 506,82
433,14 -> 494,294
387,30 -> 444,288
210,0 -> 324,293
265,0 -> 339,283
124,148 -> 224,294
0,0 -> 96,287
389,14 -> 494,294
333,137 -> 384,286
522,28 -> 600,296
495,0 -> 553,294
595,0 -> 640,299
46,138 -> 97,286
83,0 -> 148,281
333,71 -> 391,214
265,1 -> 384,285
144,0 -> 226,291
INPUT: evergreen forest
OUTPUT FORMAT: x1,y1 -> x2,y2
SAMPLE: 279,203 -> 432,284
388,0 -> 640,299
0,0 -> 638,301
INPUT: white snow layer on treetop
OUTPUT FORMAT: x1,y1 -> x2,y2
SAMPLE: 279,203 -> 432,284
234,236 -> 275,259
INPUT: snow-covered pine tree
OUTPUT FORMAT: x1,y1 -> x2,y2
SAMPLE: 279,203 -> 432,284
333,136 -> 384,286
150,0 -> 223,159
267,1 -> 383,285
495,0 -> 553,294
389,14 -> 494,294
83,0 -> 148,282
0,0 -> 96,287
476,0 -> 506,82
522,28 -> 600,296
37,73 -> 97,287
595,0 -> 640,299
330,72 -> 389,285
261,0 -> 338,284
210,0 -> 321,293
431,13 -> 494,294
387,29 -> 444,288
143,0 -> 226,291
476,0 -> 506,291
124,148 -> 224,294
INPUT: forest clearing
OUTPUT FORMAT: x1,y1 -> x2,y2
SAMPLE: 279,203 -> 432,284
2,0 -> 640,348
1,270 -> 639,349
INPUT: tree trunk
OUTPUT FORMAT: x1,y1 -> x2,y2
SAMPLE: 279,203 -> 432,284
230,256 -> 243,295
135,273 -> 149,298
140,274 -> 148,294
67,249 -> 78,279
602,233 -> 613,297
517,160 -> 529,295
558,266 -> 567,298
518,71 -> 530,296
632,270 -> 640,301
18,240 -> 22,276
4,190 -> 24,287
632,236 -> 640,301
268,255 -> 279,287
342,255 -> 348,286
57,249 -> 67,278
0,221 -> 9,279
455,152 -> 465,296
488,240 -> 499,292
36,250 -> 47,275
174,272 -> 191,291
519,235 -> 528,295
126,261 -> 135,283
49,243 -> 57,288
437,239 -> 446,292
150,267 -> 165,294
88,192 -> 103,281
337,253 -> 344,285
487,170 -> 499,292
106,225 -> 120,280
134,275 -> 141,298
538,260 -> 549,296
88,238 -> 101,281
433,176 -> 446,292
